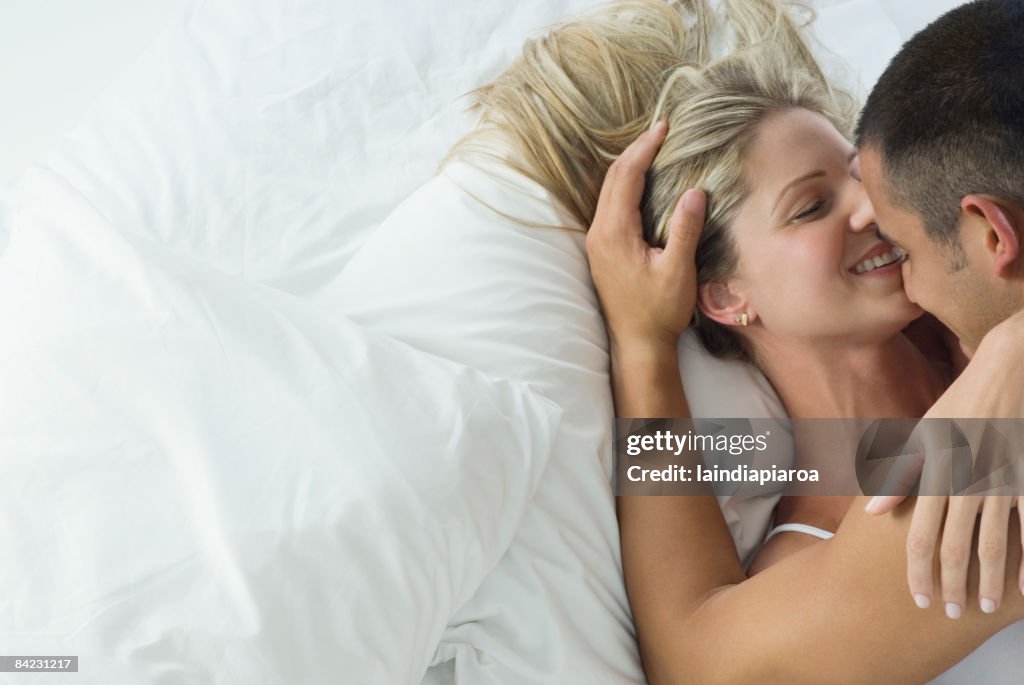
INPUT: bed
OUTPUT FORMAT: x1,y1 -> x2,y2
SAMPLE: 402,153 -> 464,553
0,1 -> 998,683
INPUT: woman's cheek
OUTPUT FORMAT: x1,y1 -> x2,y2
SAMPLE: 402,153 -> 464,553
792,233 -> 837,283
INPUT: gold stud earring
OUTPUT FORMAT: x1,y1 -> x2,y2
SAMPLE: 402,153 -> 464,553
734,312 -> 749,327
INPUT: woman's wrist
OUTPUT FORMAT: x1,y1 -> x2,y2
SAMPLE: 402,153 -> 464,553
609,335 -> 681,373
608,335 -> 688,419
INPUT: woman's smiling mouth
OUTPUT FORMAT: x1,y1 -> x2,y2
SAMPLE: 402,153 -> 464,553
850,244 -> 905,275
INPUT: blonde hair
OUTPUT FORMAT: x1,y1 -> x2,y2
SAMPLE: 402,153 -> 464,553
443,0 -> 857,360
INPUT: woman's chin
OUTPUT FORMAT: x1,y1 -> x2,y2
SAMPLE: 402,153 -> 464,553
877,300 -> 925,336
846,292 -> 923,340
864,277 -> 921,320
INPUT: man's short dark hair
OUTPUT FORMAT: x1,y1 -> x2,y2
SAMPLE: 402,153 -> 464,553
855,0 -> 1024,255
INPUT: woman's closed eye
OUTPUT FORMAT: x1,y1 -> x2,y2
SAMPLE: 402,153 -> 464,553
792,198 -> 825,221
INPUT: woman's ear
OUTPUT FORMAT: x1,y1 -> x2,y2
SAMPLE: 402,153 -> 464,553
960,194 -> 1022,278
697,281 -> 755,327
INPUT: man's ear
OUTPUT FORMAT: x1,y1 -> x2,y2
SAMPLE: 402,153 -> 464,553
697,281 -> 754,326
960,194 -> 1022,278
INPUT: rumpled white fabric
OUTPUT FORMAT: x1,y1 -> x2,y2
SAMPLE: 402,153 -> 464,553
0,165 -> 561,684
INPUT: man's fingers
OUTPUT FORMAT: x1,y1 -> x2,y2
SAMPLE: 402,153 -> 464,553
976,495 -> 1013,613
939,495 -> 983,619
906,496 -> 947,610
663,189 -> 706,263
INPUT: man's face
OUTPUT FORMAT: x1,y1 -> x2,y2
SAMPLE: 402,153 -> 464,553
858,146 -> 992,352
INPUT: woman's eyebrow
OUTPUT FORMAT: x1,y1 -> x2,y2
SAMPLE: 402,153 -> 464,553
772,170 -> 825,214
772,151 -> 859,215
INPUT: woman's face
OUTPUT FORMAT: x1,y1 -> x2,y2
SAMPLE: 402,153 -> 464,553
720,107 -> 921,345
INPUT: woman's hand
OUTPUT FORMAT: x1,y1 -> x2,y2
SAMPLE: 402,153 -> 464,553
865,310 -> 1024,616
932,496 -> 1021,618
868,495 -> 1022,618
585,121 -> 706,356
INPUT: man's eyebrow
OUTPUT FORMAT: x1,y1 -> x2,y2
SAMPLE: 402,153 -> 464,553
772,170 -> 826,215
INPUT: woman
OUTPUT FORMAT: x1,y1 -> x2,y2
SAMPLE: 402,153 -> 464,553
635,55 -> 957,575
444,0 -> 1024,681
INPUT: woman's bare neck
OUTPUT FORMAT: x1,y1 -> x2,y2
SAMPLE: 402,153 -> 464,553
753,332 -> 945,419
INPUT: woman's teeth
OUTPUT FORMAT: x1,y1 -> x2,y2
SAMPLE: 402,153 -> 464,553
853,247 -> 904,274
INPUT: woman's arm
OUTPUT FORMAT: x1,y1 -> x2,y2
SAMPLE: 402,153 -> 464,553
746,496 -> 852,575
611,342 -> 747,608
614,349 -> 1024,685
592,125 -> 1024,685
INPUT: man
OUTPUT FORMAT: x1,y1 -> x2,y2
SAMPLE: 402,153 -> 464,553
856,0 -> 1024,358
854,0 -> 1024,619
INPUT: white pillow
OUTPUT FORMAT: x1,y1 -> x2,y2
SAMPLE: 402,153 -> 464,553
678,330 -> 792,563
0,166 -> 561,684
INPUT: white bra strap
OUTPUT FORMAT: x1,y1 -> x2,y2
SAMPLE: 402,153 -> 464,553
763,522 -> 835,543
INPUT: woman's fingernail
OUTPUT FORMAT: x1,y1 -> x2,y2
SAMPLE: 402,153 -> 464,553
864,496 -> 881,513
682,189 -> 704,214
945,603 -> 962,619
981,598 -> 997,614
649,120 -> 667,133
913,593 -> 931,609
